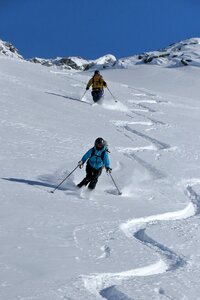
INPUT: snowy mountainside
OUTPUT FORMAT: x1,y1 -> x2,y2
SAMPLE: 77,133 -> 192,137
118,37 -> 200,68
29,54 -> 117,70
1,50 -> 200,300
29,37 -> 200,70
0,37 -> 116,70
1,37 -> 200,70
0,39 -> 23,59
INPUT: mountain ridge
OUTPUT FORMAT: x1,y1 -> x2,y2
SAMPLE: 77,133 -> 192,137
1,37 -> 200,70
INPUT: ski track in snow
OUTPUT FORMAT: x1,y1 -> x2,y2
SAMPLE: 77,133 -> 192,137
131,103 -> 157,113
80,88 -> 200,299
127,112 -> 166,126
124,125 -> 170,150
110,92 -> 169,179
82,190 -> 200,299
124,152 -> 166,180
134,229 -> 186,271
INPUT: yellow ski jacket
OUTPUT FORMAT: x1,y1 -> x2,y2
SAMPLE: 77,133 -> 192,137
86,75 -> 107,91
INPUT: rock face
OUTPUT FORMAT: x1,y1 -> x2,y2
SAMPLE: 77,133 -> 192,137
0,40 -> 23,59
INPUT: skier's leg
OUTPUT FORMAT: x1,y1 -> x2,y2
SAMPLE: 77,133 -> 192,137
88,168 -> 102,190
95,90 -> 103,101
92,91 -> 98,102
77,164 -> 93,187
88,178 -> 98,189
77,178 -> 89,188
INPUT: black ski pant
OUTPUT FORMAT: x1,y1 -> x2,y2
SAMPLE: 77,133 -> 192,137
91,89 -> 104,102
77,163 -> 102,190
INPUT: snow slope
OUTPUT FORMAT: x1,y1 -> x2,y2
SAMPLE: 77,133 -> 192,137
1,48 -> 200,300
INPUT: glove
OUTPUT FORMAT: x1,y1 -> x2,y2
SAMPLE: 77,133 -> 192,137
106,167 -> 112,174
78,161 -> 84,169
86,87 -> 89,90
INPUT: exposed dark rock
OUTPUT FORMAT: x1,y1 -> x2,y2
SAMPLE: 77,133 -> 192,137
84,62 -> 95,70
142,52 -> 170,64
58,58 -> 80,69
181,59 -> 188,66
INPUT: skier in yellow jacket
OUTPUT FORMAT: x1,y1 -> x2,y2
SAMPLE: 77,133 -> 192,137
86,70 -> 107,102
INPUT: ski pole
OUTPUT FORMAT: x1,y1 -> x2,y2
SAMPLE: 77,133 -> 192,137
109,173 -> 122,195
50,165 -> 79,194
81,90 -> 87,100
107,87 -> 118,103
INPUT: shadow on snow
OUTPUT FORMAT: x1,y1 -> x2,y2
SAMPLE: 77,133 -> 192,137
100,285 -> 134,300
45,92 -> 91,105
1,177 -> 67,191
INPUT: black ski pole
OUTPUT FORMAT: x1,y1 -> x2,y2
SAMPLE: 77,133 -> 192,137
50,165 -> 79,194
109,173 -> 122,195
107,87 -> 118,103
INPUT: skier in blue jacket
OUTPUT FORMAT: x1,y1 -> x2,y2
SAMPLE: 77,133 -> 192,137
77,137 -> 112,190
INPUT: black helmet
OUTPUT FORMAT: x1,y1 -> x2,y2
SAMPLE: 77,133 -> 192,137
95,137 -> 105,150
94,70 -> 100,75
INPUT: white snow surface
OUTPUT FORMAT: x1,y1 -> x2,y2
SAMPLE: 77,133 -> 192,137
1,49 -> 200,300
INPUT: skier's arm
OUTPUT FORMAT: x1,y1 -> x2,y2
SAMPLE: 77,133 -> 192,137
81,148 -> 93,163
103,80 -> 107,88
86,78 -> 93,90
103,152 -> 110,169
100,76 -> 107,88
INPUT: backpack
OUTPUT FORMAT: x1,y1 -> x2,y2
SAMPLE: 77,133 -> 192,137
92,75 -> 104,90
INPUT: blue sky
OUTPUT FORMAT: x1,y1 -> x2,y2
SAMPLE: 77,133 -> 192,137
0,0 -> 200,59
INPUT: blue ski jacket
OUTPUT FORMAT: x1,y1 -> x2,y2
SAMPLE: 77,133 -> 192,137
81,146 -> 110,170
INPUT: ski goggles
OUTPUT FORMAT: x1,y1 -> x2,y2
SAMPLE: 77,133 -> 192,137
95,144 -> 104,150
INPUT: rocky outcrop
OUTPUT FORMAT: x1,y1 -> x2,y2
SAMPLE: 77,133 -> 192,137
0,40 -> 23,59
